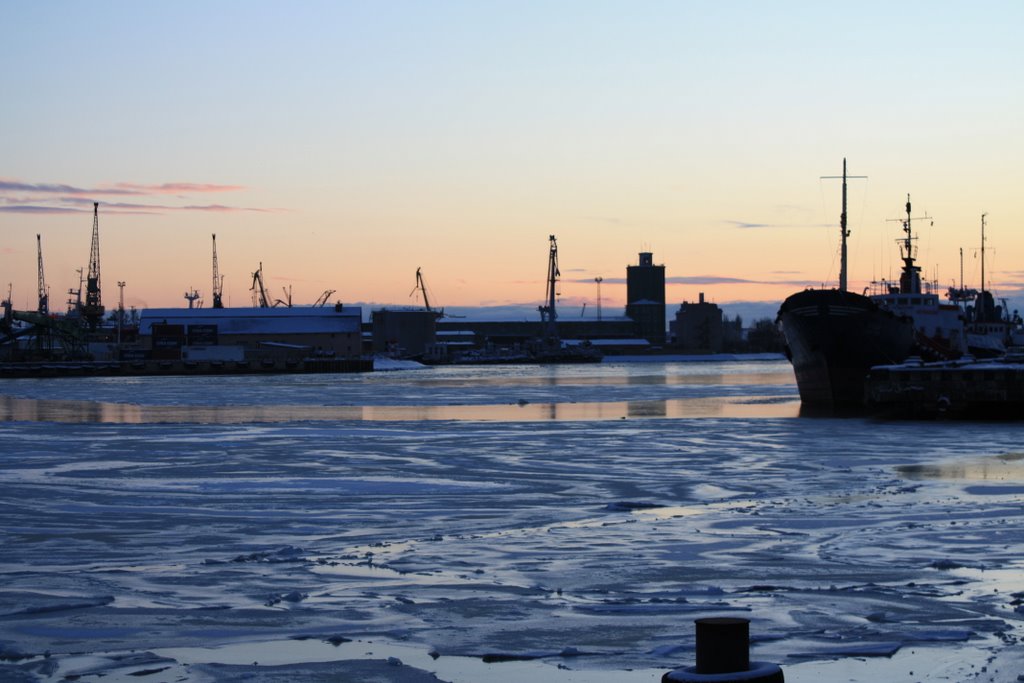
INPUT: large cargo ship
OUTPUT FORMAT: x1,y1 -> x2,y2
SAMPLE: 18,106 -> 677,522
778,288 -> 915,411
778,161 -> 919,412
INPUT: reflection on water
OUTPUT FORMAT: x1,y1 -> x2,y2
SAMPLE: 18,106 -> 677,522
413,369 -> 793,389
0,394 -> 799,424
0,361 -> 799,424
897,453 -> 1024,482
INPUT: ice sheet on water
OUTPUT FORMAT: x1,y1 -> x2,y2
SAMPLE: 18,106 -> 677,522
1,362 -> 1023,682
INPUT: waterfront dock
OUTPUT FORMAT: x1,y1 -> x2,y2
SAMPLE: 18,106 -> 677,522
866,356 -> 1024,418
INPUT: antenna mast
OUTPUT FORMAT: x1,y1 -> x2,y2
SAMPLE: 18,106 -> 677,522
83,202 -> 104,328
212,234 -> 224,308
36,234 -> 48,315
184,288 -> 202,309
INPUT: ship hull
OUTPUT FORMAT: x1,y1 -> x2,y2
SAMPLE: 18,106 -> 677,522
778,289 -> 915,412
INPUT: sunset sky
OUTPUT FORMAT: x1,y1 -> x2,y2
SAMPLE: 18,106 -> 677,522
2,2 -> 1022,319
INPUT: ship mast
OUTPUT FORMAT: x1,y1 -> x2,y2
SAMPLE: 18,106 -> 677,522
841,160 -> 848,292
889,194 -> 931,295
980,212 -> 988,319
821,159 -> 865,292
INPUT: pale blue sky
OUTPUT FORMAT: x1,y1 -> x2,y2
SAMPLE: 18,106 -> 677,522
2,2 -> 1022,311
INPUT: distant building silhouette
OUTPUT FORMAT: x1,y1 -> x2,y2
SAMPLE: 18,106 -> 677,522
371,309 -> 438,358
625,252 -> 666,346
670,292 -> 723,352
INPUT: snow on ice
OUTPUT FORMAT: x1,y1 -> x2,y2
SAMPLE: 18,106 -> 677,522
0,360 -> 1022,682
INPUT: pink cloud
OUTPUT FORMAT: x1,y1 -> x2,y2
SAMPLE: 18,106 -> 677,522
0,205 -> 86,214
110,182 -> 246,194
0,178 -> 281,216
0,178 -> 247,198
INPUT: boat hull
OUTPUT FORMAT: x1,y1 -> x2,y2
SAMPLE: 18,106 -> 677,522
778,289 -> 915,412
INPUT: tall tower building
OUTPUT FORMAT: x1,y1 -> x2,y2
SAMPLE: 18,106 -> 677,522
626,251 -> 666,345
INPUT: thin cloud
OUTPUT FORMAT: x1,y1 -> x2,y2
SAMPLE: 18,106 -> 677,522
0,177 -> 264,215
0,187 -> 282,216
725,219 -> 832,230
668,275 -> 760,285
667,275 -> 819,287
88,201 -> 274,213
0,205 -> 86,214
568,274 -> 816,287
112,182 -> 246,194
568,276 -> 626,285
0,179 -> 245,197
0,180 -> 117,196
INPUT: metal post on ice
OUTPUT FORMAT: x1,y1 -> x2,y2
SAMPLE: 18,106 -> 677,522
662,617 -> 784,683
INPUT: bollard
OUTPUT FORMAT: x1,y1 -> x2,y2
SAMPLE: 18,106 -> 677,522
662,617 -> 783,683
696,617 -> 749,673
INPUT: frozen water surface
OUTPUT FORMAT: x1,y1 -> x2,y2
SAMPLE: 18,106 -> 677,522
0,359 -> 1022,682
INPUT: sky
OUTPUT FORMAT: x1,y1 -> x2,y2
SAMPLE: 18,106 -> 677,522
2,1 -> 1022,320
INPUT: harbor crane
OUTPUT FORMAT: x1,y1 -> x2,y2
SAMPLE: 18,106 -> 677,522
82,202 -> 105,329
66,267 -> 83,313
250,263 -> 270,308
313,289 -> 336,307
537,235 -> 560,343
211,234 -> 224,308
410,267 -> 443,317
36,234 -> 48,315
274,285 -> 293,308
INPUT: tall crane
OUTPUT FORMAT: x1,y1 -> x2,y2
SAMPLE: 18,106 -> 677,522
410,267 -> 443,317
313,289 -> 336,307
250,263 -> 270,308
537,235 -> 560,343
211,234 -> 224,308
82,202 -> 104,328
36,234 -> 48,315
67,267 -> 83,314
410,267 -> 431,311
274,285 -> 293,308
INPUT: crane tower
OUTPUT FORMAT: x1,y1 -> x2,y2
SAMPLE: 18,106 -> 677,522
211,234 -> 224,308
83,202 -> 105,328
537,235 -> 560,343
37,234 -> 48,315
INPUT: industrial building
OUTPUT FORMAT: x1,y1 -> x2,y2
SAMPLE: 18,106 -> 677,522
137,305 -> 363,362
625,251 -> 666,346
669,293 -> 724,352
371,309 -> 438,358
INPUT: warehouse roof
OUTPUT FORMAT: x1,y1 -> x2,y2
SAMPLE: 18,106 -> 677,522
139,306 -> 362,336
